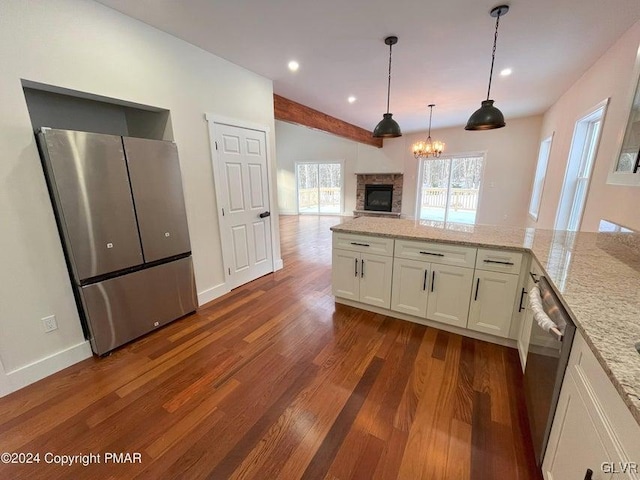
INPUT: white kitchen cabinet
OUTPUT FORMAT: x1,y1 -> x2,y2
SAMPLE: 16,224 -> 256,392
543,332 -> 640,480
332,248 -> 361,301
543,373 -> 614,480
333,233 -> 525,343
390,257 -> 429,317
467,269 -> 519,338
427,263 -> 474,328
359,252 -> 394,308
391,258 -> 474,328
332,234 -> 394,309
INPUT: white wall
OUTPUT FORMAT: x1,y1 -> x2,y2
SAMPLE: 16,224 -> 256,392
533,21 -> 640,231
276,116 -> 542,226
0,0 -> 279,392
275,120 -> 405,215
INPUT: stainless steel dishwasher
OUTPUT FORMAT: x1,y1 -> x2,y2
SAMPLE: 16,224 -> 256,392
523,275 -> 577,467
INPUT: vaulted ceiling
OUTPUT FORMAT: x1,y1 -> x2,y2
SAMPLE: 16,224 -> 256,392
97,0 -> 640,132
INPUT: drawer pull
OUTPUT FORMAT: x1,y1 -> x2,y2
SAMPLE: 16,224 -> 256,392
350,242 -> 370,247
483,259 -> 514,266
420,251 -> 444,257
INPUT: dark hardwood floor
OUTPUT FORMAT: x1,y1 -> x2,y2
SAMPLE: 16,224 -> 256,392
0,215 -> 541,479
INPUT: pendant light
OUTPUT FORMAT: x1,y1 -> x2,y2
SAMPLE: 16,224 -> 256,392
373,36 -> 402,138
413,104 -> 445,158
465,5 -> 509,131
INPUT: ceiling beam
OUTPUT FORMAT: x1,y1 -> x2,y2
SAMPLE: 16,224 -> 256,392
274,94 -> 383,148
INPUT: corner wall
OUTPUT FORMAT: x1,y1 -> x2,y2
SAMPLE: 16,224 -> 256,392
0,0 -> 278,392
533,21 -> 640,231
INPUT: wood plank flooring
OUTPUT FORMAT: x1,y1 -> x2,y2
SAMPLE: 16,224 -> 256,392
0,215 -> 541,480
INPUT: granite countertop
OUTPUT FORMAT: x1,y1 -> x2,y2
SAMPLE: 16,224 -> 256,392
331,217 -> 640,425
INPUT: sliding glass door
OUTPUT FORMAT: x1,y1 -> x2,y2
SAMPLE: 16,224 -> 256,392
418,155 -> 484,224
296,162 -> 343,214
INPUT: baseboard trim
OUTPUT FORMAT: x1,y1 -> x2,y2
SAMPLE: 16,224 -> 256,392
197,282 -> 230,307
334,297 -> 517,349
2,341 -> 93,397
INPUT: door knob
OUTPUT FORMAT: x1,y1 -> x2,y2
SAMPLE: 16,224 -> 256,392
259,211 -> 271,218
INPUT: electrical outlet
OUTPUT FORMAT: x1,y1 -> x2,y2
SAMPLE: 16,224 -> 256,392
42,315 -> 58,333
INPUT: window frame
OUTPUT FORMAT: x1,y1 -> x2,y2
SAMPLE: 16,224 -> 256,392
555,98 -> 609,231
415,151 -> 486,225
528,133 -> 554,221
294,160 -> 344,215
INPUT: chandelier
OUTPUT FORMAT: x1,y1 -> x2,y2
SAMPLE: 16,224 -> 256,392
412,104 -> 444,158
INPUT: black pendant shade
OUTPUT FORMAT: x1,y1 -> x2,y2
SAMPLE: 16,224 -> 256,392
465,5 -> 509,131
374,36 -> 402,138
465,100 -> 505,131
373,113 -> 402,138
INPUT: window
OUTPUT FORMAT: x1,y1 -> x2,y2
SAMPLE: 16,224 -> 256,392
296,162 -> 343,214
555,99 -> 608,231
528,134 -> 553,220
417,154 -> 484,224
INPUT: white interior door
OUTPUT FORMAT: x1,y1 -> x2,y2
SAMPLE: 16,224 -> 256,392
215,123 -> 273,289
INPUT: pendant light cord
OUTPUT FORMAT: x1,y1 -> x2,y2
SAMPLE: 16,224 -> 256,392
428,105 -> 433,137
386,43 -> 393,114
486,13 -> 501,101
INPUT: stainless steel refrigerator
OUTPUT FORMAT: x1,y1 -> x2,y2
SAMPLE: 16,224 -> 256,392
37,128 -> 197,355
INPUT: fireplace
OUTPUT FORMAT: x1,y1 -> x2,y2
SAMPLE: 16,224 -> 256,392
364,184 -> 393,212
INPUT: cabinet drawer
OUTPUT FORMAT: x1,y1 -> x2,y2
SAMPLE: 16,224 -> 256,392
332,233 -> 394,256
475,248 -> 523,274
394,239 -> 476,268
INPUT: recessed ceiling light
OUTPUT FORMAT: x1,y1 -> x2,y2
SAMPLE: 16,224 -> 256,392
288,61 -> 299,72
500,68 -> 513,76
348,96 -> 356,103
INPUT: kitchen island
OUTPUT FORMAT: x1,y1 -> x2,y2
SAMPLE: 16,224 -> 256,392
330,216 -> 640,428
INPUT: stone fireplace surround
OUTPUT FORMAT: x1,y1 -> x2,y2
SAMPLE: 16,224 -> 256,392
354,173 -> 403,218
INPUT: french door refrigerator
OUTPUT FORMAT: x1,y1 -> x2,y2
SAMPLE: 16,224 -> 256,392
37,128 -> 197,355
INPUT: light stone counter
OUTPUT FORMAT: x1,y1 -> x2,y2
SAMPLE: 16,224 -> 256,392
331,216 -> 640,425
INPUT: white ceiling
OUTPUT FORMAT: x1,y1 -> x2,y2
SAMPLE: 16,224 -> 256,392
97,0 -> 640,133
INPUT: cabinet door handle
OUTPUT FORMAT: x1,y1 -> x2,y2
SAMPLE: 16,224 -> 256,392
474,278 -> 480,301
354,258 -> 358,277
431,271 -> 435,292
423,270 -> 428,291
483,259 -> 514,266
518,288 -> 527,312
583,469 -> 593,480
351,242 -> 370,247
529,272 -> 539,283
361,259 -> 364,278
420,251 -> 444,257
